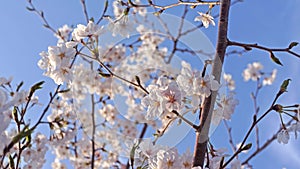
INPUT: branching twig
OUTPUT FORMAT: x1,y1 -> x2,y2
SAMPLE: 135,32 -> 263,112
228,40 -> 300,59
222,86 -> 284,168
78,52 -> 149,94
242,119 -> 293,165
26,0 -> 64,40
128,0 -> 220,10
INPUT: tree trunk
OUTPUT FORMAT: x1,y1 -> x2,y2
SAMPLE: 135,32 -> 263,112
192,0 -> 231,167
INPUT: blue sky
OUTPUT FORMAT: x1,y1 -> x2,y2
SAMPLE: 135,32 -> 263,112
1,0 -> 300,168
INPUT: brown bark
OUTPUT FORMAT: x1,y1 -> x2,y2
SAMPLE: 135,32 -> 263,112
192,0 -> 231,167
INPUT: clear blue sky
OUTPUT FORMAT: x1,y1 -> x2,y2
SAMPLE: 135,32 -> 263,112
0,0 -> 300,168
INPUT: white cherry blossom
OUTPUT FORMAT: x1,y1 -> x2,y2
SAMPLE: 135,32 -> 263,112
193,75 -> 220,98
148,148 -> 181,169
107,16 -> 134,38
277,129 -> 290,144
218,93 -> 239,120
141,86 -> 165,120
177,61 -> 200,95
180,149 -> 193,169
231,159 -> 242,169
72,21 -> 104,41
38,43 -> 76,84
223,73 -> 236,90
0,77 -> 12,86
242,62 -> 263,81
138,139 -> 162,158
55,24 -> 73,43
263,69 -> 277,86
194,12 -> 215,28
160,82 -> 182,112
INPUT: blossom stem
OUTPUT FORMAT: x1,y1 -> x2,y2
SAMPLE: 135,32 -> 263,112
78,52 -> 149,94
172,110 -> 198,130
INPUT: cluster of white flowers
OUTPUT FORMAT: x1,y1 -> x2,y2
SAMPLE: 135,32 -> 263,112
132,140 -> 249,169
128,139 -> 193,169
242,62 -> 277,85
108,16 -> 134,38
142,61 -> 220,121
38,42 -> 76,85
223,73 -> 236,91
55,24 -> 73,43
214,93 -> 239,121
12,1 -> 296,168
72,21 -> 104,41
0,78 -> 31,157
23,133 -> 48,169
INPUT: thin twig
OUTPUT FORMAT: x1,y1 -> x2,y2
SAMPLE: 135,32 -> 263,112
26,0 -> 63,40
223,120 -> 236,152
242,119 -> 293,165
128,0 -> 220,10
78,52 -> 149,94
222,88 -> 283,168
96,0 -> 109,24
172,110 -> 199,130
80,0 -> 90,23
228,40 -> 300,59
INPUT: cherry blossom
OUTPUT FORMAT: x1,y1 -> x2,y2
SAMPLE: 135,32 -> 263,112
180,149 -> 193,169
99,104 -> 118,125
51,158 -> 67,169
223,73 -> 236,90
38,42 -> 76,84
72,21 -> 104,41
141,86 -> 165,120
55,24 -> 73,42
194,12 -> 216,28
0,89 -> 8,108
177,61 -> 200,95
193,75 -> 220,98
288,122 -> 300,139
277,129 -> 290,144
148,148 -> 181,169
263,69 -> 277,86
112,0 -> 124,18
2,1 -> 299,169
107,16 -> 134,38
230,159 -> 242,169
242,62 -> 263,81
132,0 -> 147,16
160,82 -> 182,112
218,93 -> 239,120
0,76 -> 13,86
138,139 -> 162,158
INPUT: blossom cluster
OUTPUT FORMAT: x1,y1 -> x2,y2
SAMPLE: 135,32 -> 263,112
142,61 -> 220,121
242,62 -> 277,85
31,6 -> 241,167
2,0 -> 299,168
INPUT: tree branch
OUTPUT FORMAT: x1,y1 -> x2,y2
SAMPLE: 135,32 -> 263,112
228,40 -> 300,59
192,0 -> 231,167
